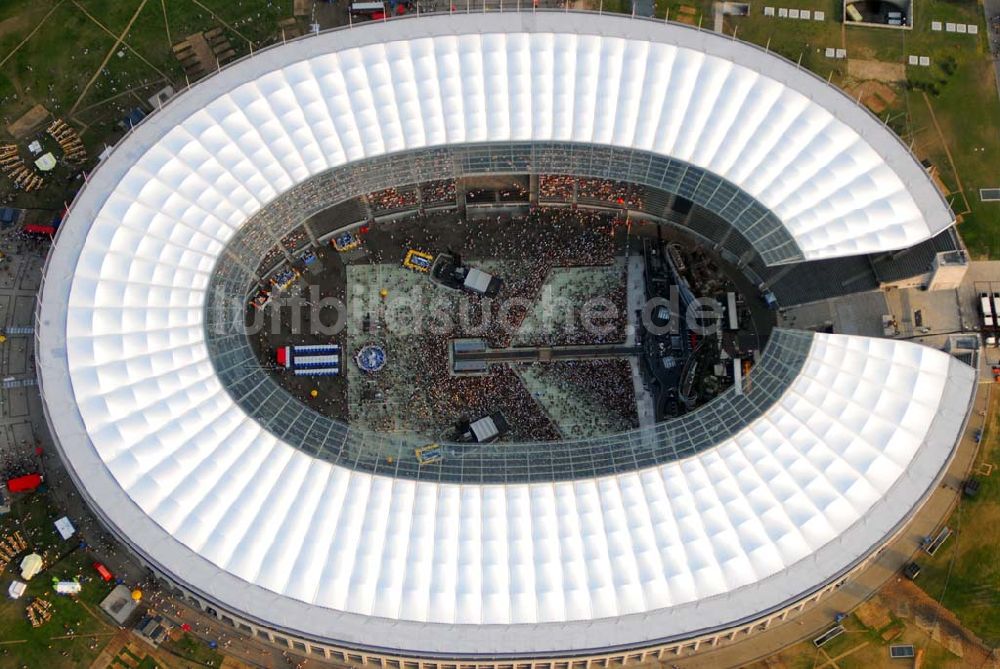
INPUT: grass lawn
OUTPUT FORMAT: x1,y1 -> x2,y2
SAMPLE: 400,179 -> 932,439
0,2 -> 118,120
916,390 -> 1000,647
897,0 -> 1000,258
0,0 -> 296,207
161,632 -> 224,667
746,595 -> 969,669
134,655 -> 161,669
0,492 -> 117,669
746,623 -> 921,669
0,0 -> 294,116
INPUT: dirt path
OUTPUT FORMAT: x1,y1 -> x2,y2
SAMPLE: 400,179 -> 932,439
922,91 -> 972,216
0,1 -> 66,69
71,76 -> 169,117
87,630 -> 132,669
0,13 -> 32,40
69,0 -> 151,115
190,0 -> 252,45
159,0 -> 172,48
883,579 -> 996,666
846,59 -> 906,82
817,641 -> 870,669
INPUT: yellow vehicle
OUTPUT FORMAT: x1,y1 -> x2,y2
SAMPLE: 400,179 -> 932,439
403,249 -> 434,272
415,443 -> 443,465
270,266 -> 300,291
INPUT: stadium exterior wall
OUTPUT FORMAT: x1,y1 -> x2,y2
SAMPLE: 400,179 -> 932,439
40,420 -> 968,667
34,327 -> 977,662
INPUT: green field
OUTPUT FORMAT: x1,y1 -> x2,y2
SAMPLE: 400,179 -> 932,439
0,0 -> 295,206
744,602 -> 967,669
917,390 -> 1000,647
0,492 -> 116,669
161,632 -> 225,667
0,489 -> 228,669
0,0 -> 294,115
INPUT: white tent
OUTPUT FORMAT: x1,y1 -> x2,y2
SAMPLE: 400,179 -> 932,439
7,580 -> 26,599
54,516 -> 75,541
19,554 -> 42,581
54,580 -> 82,595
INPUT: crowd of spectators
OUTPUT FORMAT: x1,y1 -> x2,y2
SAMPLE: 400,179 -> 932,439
525,360 -> 640,435
248,203 -> 638,442
513,266 -> 628,347
420,178 -> 456,204
465,187 -> 494,203
367,186 -> 419,212
343,208 -> 629,441
257,242 -> 286,275
577,177 -> 645,209
458,209 -> 618,347
0,449 -> 39,485
498,180 -> 529,201
4,228 -> 51,256
391,335 -> 561,442
538,175 -> 645,209
280,227 -> 309,252
539,174 -> 576,199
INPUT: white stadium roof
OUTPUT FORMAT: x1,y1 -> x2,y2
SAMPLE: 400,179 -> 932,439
36,13 -> 972,657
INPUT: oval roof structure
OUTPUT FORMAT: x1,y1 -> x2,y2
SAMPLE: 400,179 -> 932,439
36,13 -> 971,657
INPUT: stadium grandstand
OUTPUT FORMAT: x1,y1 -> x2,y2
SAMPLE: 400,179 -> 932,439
35,11 -> 977,667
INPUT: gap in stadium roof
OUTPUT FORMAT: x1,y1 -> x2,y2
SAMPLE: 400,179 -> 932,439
246,181 -> 774,441
210,143 -> 791,480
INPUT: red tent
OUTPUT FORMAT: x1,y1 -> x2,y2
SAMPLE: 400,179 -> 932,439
23,224 -> 55,236
7,473 -> 42,493
93,562 -> 114,582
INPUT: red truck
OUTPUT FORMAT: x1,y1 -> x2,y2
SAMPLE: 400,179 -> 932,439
93,562 -> 114,582
6,473 -> 42,493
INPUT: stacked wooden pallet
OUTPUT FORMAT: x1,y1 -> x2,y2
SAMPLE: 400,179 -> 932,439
26,597 -> 53,627
46,119 -> 86,164
0,144 -> 44,191
0,530 -> 28,560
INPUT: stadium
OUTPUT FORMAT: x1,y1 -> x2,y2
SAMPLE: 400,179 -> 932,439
35,11 -> 979,667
